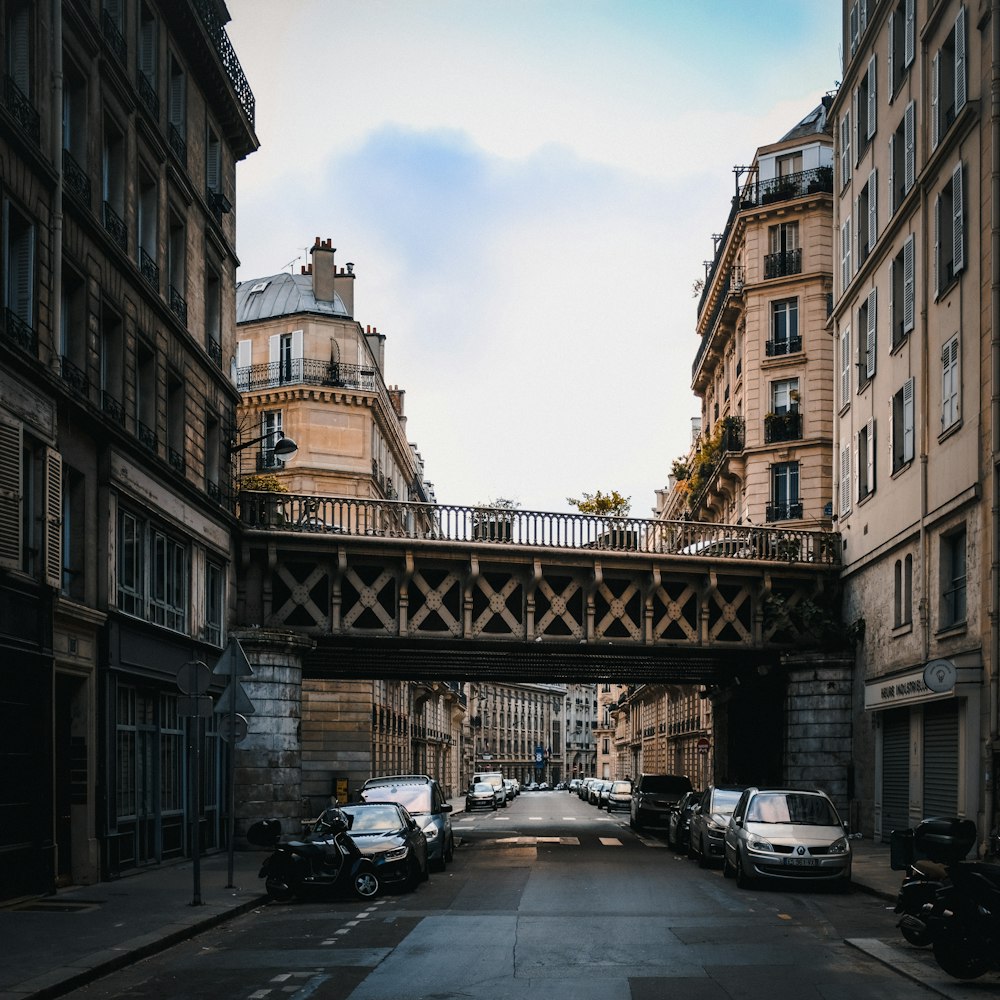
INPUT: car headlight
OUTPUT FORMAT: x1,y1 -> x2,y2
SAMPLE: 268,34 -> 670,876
382,846 -> 409,862
828,836 -> 851,855
748,837 -> 774,853
708,815 -> 728,832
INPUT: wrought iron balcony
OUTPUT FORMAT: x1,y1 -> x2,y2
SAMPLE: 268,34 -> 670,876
191,0 -> 256,128
755,166 -> 833,205
102,391 -> 126,426
3,75 -> 39,144
765,501 -> 804,523
139,248 -> 159,290
102,201 -> 128,253
101,9 -> 127,64
167,122 -> 187,166
63,150 -> 91,207
4,308 -> 37,355
167,446 -> 185,474
207,339 -> 222,366
137,420 -> 157,452
168,286 -> 188,327
764,248 -> 802,279
59,356 -> 90,398
765,335 -> 802,357
236,358 -> 378,393
764,411 -> 802,444
137,72 -> 159,119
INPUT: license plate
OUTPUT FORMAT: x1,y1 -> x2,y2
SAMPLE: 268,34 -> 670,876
782,857 -> 818,867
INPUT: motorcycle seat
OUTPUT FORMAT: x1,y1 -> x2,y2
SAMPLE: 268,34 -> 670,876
912,859 -> 949,880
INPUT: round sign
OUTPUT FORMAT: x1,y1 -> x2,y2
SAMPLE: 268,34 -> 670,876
696,737 -> 710,749
177,660 -> 211,695
218,713 -> 248,744
923,658 -> 957,693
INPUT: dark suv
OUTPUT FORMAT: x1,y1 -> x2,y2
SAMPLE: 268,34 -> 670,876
360,774 -> 454,870
629,773 -> 693,832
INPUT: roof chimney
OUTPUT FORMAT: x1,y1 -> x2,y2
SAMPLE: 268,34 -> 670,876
309,237 -> 336,303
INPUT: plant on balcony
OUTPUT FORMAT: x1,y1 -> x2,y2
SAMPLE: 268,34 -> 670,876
473,497 -> 519,541
807,165 -> 833,193
238,473 -> 288,527
239,473 -> 288,493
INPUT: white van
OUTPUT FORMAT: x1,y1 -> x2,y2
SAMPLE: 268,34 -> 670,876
473,771 -> 507,808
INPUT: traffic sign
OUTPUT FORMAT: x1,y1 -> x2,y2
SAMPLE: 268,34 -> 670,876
214,681 -> 256,716
177,660 -> 212,695
696,736 -> 710,754
218,713 -> 248,744
213,639 -> 254,678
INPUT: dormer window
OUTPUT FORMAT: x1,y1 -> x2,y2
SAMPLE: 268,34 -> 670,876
248,281 -> 269,295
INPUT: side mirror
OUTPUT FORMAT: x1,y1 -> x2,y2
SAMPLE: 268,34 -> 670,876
441,803 -> 452,813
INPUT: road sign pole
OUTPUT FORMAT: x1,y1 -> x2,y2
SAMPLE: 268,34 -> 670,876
191,715 -> 202,906
227,642 -> 237,888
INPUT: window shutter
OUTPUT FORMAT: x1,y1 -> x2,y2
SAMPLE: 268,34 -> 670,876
866,288 -> 877,380
903,376 -> 915,463
942,336 -> 960,426
931,51 -> 940,150
43,448 -> 62,590
168,64 -> 185,127
934,194 -> 941,295
841,220 -> 852,291
840,113 -> 852,186
12,221 -> 34,324
840,327 -> 852,407
903,234 -> 915,332
0,418 -> 23,570
887,10 -> 895,93
268,334 -> 281,364
236,339 -> 252,369
888,134 -> 895,211
955,7 -> 967,115
205,131 -> 220,193
850,1 -> 860,54
904,101 -> 915,193
10,6 -> 30,95
291,329 -> 304,360
140,15 -> 156,78
952,337 -> 961,421
868,168 -> 878,251
860,0 -> 868,32
904,0 -> 915,66
852,88 -> 859,161
867,418 -> 876,494
867,55 -> 877,139
840,443 -> 852,516
888,390 -> 896,472
952,161 -> 964,274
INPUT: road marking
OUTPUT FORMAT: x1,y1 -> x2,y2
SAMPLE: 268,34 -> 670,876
249,991 -> 271,999
270,975 -> 292,982
599,838 -> 623,846
335,928 -> 351,935
561,817 -> 577,821
529,816 -> 543,820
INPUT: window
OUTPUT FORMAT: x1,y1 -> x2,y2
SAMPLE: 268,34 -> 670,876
889,102 -> 916,214
931,7 -> 967,150
765,223 -> 800,279
857,170 -> 877,266
941,334 -> 960,431
3,197 -> 36,334
858,288 -> 877,385
841,218 -> 852,292
839,326 -> 852,409
5,1 -> 31,98
102,115 -> 127,249
100,302 -> 125,422
59,268 -> 87,390
117,507 -> 189,633
168,211 -> 186,324
891,376 -> 915,473
205,264 -> 221,360
839,111 -> 852,188
889,0 -> 916,95
839,442 -> 852,517
768,462 -> 801,522
269,330 -> 303,385
137,165 -> 158,286
771,378 -> 799,415
205,124 -> 221,195
890,235 -> 915,348
854,54 -> 877,150
138,3 -> 156,90
769,299 -> 799,356
935,163 -> 965,296
62,463 -> 85,599
260,410 -> 284,469
167,53 -> 186,160
940,527 -> 967,628
857,418 -> 875,501
894,554 -> 913,627
205,560 -> 224,646
63,59 -> 88,169
136,340 -> 156,450
166,371 -> 185,473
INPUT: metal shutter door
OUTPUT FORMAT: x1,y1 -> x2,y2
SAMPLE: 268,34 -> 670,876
922,699 -> 959,818
881,707 -> 910,842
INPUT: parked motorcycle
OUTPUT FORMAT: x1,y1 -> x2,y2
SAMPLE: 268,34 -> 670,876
247,807 -> 381,901
891,816 -> 976,947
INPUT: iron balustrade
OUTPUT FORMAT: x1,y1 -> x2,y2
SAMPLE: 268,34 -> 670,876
766,501 -> 804,523
167,446 -> 185,473
102,392 -> 126,426
63,150 -> 91,207
4,308 -> 37,355
139,248 -> 159,290
191,0 -> 256,127
168,285 -> 188,327
59,356 -> 90,397
236,358 -> 378,393
688,417 -> 745,513
137,420 -> 157,452
167,123 -> 187,166
237,492 -> 839,565
763,247 -> 802,279
101,9 -> 127,64
207,339 -> 222,366
764,411 -> 802,444
3,74 -> 39,144
102,201 -> 128,253
137,72 -> 159,119
765,335 -> 802,357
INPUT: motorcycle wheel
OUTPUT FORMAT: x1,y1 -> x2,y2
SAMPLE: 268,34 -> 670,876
932,937 -> 990,980
900,922 -> 932,947
352,868 -> 381,899
265,878 -> 296,902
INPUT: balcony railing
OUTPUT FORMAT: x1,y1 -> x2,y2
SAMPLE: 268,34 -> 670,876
192,0 -> 256,128
207,339 -> 222,366
765,335 -> 802,357
102,201 -> 128,253
63,150 -> 91,207
236,358 -> 378,393
168,285 -> 188,327
763,247 -> 802,279
3,75 -> 39,144
102,391 -> 126,426
167,122 -> 187,165
766,501 -> 804,523
59,356 -> 90,398
167,446 -> 185,474
754,166 -> 833,205
688,416 -> 745,513
137,72 -> 159,119
139,248 -> 159,290
137,420 -> 157,452
4,308 -> 37,355
101,9 -> 127,64
764,411 -> 802,444
236,492 -> 840,565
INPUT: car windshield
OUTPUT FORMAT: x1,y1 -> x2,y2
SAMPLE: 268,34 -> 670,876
746,792 -> 841,826
471,783 -> 493,794
611,782 -> 631,793
341,804 -> 402,833
641,776 -> 691,794
361,784 -> 431,814
711,789 -> 744,813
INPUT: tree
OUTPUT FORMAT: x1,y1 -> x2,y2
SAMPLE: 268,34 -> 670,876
566,490 -> 632,517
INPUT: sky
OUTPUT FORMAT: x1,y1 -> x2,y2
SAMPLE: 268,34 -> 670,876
226,1 -> 842,517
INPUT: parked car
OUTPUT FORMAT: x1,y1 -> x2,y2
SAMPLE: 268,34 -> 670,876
630,773 -> 693,831
473,771 -> 508,808
338,802 -> 429,892
578,778 -> 594,800
502,779 -> 518,801
723,787 -> 852,889
588,779 -> 608,805
466,782 -> 498,812
604,779 -> 633,814
687,785 -> 746,867
666,790 -> 701,852
568,779 -> 582,793
525,781 -> 539,791
359,774 -> 454,871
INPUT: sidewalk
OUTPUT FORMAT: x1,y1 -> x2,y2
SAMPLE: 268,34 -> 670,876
0,828 -> 946,1000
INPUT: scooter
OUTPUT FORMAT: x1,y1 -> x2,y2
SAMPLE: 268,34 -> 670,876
891,816 -> 976,947
247,807 -> 381,901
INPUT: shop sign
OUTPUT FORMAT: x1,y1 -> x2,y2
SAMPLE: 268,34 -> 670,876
864,667 -> 946,710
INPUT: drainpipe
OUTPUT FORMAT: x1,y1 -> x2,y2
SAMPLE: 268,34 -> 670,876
987,0 -> 1000,856
51,0 -> 63,362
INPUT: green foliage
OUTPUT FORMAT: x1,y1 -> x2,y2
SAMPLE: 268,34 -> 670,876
476,497 -> 520,510
567,490 -> 632,517
239,473 -> 289,493
670,458 -> 690,481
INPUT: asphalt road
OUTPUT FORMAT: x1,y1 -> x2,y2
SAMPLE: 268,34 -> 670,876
59,790 -> 940,1000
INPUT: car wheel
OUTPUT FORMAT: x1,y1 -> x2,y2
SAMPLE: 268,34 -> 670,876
697,836 -> 709,868
445,835 -> 455,863
420,858 -> 430,883
723,852 -> 736,879
491,801 -> 497,811
352,868 -> 381,899
686,835 -> 697,861
735,854 -> 754,890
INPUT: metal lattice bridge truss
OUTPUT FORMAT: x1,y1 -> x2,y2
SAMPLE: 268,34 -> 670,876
236,494 -> 842,682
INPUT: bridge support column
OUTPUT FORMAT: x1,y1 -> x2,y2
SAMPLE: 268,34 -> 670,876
231,628 -> 315,845
781,651 -> 855,823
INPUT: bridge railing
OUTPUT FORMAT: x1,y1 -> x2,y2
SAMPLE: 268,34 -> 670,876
237,493 -> 841,565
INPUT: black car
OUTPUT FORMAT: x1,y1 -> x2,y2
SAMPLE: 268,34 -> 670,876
339,802 -> 429,892
629,773 -> 693,831
666,790 -> 701,852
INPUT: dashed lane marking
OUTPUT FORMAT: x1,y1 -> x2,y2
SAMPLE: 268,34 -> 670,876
599,838 -> 623,846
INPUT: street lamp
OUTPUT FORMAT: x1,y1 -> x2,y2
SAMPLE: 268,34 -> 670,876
228,431 -> 298,459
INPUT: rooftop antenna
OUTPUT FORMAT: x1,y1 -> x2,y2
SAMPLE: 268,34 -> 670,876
284,247 -> 309,273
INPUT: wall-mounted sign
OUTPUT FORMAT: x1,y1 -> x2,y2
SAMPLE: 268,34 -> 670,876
923,659 -> 957,693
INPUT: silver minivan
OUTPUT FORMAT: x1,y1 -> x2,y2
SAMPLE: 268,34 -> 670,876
360,774 -> 455,870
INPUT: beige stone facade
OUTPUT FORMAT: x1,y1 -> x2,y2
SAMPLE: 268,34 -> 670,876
833,0 -> 996,844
